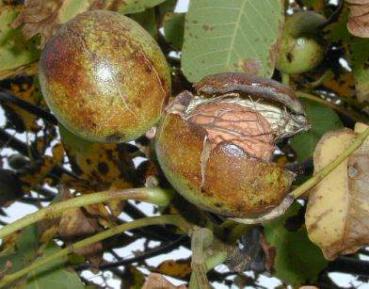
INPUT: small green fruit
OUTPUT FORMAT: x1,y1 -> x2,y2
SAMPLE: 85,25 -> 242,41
39,10 -> 171,143
277,11 -> 326,74
156,73 -> 309,218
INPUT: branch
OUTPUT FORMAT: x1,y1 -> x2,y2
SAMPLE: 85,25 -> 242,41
0,90 -> 57,124
319,0 -> 344,30
328,256 -> 369,276
0,215 -> 191,288
0,128 -> 78,179
296,91 -> 367,123
0,187 -> 173,240
0,128 -> 29,156
78,234 -> 189,270
21,195 -> 54,203
123,202 -> 181,242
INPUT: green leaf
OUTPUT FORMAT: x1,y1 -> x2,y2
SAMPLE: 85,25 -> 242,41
0,226 -> 84,289
181,0 -> 284,82
0,225 -> 39,275
325,6 -> 350,43
58,0 -> 93,23
163,13 -> 185,50
158,0 -> 178,15
350,38 -> 369,103
264,203 -> 328,286
130,9 -> 158,39
24,244 -> 85,289
325,7 -> 369,102
301,0 -> 326,12
117,0 -> 168,14
290,99 -> 342,161
0,6 -> 39,77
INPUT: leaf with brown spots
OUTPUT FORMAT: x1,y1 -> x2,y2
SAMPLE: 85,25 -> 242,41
60,125 -> 135,193
141,273 -> 187,289
306,123 -> 369,260
322,70 -> 356,99
19,143 -> 64,191
181,0 -> 285,82
2,80 -> 45,133
346,0 -> 369,38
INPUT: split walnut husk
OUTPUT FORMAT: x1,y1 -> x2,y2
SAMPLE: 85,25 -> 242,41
156,73 -> 309,221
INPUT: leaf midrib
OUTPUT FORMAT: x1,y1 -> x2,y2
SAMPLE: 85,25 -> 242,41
225,0 -> 247,69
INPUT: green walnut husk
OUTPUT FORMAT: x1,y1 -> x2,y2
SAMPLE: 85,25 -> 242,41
277,11 -> 326,74
156,73 -> 309,219
39,10 -> 171,143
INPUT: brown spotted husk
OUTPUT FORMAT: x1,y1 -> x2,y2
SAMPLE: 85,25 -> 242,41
39,10 -> 171,143
155,73 -> 307,218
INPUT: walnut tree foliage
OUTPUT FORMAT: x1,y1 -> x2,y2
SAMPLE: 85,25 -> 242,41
1,0 -> 369,289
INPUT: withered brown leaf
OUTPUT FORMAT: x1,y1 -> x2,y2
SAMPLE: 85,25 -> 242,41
154,258 -> 192,280
12,0 -> 97,47
306,123 -> 369,260
346,0 -> 369,38
141,274 -> 187,289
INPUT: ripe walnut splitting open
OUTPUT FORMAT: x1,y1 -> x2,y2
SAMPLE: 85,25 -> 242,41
156,72 -> 309,221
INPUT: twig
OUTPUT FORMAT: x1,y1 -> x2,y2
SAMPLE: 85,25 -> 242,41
21,196 -> 54,203
123,202 -> 179,242
0,128 -> 78,179
328,256 -> 369,276
306,70 -> 334,88
0,215 -> 191,288
78,235 -> 188,270
0,187 -> 173,240
296,91 -> 367,123
0,128 -> 30,156
319,0 -> 344,30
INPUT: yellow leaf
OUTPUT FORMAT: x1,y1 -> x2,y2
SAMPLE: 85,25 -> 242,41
306,123 -> 369,259
20,143 -> 64,190
155,259 -> 192,279
322,71 -> 355,99
60,125 -> 135,192
141,273 -> 187,289
4,81 -> 44,133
